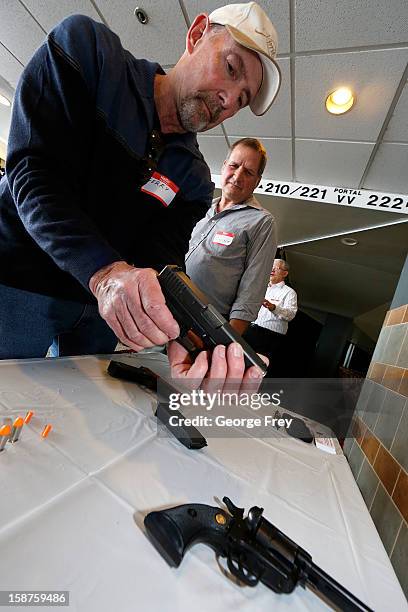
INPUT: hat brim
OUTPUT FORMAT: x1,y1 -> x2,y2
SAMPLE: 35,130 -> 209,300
224,25 -> 281,116
251,55 -> 281,115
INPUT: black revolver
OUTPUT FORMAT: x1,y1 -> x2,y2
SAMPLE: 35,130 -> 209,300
144,497 -> 373,612
158,265 -> 267,375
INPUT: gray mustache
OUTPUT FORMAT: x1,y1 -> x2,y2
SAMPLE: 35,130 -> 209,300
199,95 -> 222,122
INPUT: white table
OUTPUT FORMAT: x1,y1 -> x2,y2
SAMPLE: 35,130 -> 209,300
0,354 -> 406,611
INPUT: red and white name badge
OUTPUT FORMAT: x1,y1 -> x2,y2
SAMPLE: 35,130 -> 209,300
213,231 -> 235,246
141,171 -> 179,207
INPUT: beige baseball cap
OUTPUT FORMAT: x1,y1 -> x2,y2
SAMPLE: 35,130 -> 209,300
209,2 -> 281,116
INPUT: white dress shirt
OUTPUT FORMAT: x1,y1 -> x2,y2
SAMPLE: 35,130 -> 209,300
254,281 -> 297,335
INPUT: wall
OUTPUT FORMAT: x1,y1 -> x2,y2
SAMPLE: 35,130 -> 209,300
311,313 -> 352,376
343,295 -> 408,597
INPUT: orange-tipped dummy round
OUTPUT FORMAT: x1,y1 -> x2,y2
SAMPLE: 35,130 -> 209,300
13,417 -> 24,428
24,411 -> 34,424
0,425 -> 11,436
41,424 -> 52,438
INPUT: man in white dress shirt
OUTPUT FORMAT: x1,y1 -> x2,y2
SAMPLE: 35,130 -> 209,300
244,259 -> 297,375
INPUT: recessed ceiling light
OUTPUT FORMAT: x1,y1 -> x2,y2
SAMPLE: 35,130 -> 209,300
341,237 -> 358,246
326,87 -> 354,115
0,93 -> 11,107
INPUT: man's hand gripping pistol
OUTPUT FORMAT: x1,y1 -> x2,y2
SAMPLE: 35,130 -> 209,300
158,265 -> 267,375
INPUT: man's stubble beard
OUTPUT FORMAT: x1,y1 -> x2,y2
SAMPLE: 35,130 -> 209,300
178,94 -> 222,133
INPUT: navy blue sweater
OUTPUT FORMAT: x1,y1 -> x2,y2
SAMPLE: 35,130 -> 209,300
0,15 -> 213,303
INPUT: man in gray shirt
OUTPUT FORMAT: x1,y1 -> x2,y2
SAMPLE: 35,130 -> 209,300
185,138 -> 277,335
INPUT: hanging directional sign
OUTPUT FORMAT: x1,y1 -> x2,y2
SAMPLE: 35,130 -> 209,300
212,175 -> 408,215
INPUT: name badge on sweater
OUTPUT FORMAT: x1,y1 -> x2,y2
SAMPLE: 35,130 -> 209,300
141,172 -> 179,207
213,231 -> 235,246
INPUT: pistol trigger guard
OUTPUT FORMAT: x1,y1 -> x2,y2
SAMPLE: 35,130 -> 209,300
226,549 -> 260,587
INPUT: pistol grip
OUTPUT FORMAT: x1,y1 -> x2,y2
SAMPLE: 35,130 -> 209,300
144,504 -> 229,567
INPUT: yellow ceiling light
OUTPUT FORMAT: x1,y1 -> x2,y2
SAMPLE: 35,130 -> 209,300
326,87 -> 354,115
0,93 -> 11,107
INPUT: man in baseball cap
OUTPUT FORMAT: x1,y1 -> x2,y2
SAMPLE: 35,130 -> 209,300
209,2 -> 281,115
1,2 -> 279,388
153,1 -> 281,133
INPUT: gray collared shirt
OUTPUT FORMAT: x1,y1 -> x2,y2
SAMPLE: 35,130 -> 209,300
185,196 -> 277,321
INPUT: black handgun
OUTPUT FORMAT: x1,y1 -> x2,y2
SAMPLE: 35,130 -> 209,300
107,360 -> 207,450
144,497 -> 373,611
158,265 -> 267,375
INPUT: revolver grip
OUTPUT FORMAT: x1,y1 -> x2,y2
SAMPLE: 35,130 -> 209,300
144,503 -> 230,567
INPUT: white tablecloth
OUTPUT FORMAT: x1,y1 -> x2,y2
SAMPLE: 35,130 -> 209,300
0,354 -> 406,611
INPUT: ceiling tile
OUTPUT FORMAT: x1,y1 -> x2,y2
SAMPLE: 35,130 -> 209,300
295,49 -> 408,141
0,73 -> 13,99
222,58 -> 291,138
95,0 -> 186,66
363,143 -> 408,193
197,134 -> 229,173
22,0 -> 101,32
255,190 -> 408,246
287,249 -> 400,317
383,83 -> 408,143
0,0 -> 46,65
183,0 -> 290,54
247,138 -> 292,180
295,139 -> 374,187
204,124 -> 224,136
286,223 -> 408,273
0,48 -> 21,89
295,0 -> 408,51
0,102 -> 11,143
